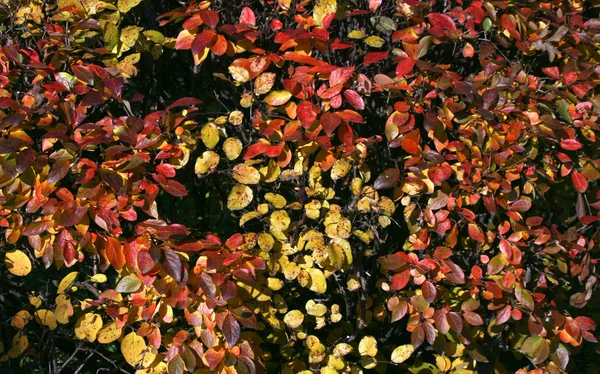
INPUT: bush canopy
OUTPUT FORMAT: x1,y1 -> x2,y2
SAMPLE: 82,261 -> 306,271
0,0 -> 599,373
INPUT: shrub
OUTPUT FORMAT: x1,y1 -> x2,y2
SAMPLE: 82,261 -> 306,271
0,0 -> 599,373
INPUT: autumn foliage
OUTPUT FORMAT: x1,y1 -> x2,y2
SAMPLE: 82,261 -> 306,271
1,0 -> 600,373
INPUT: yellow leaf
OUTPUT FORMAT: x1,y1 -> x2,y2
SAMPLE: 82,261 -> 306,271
254,72 -> 276,95
57,272 -> 78,294
98,322 -> 123,344
229,66 -> 250,83
364,35 -> 385,48
194,151 -> 220,175
54,295 -> 73,324
264,192 -> 287,208
348,30 -> 366,39
331,158 -> 352,180
283,310 -> 304,329
270,210 -> 291,232
391,344 -> 414,363
258,233 -> 275,252
333,343 -> 353,358
228,110 -> 244,126
5,250 -> 32,276
233,164 -> 261,184
117,53 -> 140,77
121,332 -> 155,367
359,336 -> 378,357
74,313 -> 103,342
223,137 -> 243,160
227,184 -> 254,211
90,274 -> 108,283
29,295 -> 42,308
264,90 -> 292,106
305,300 -> 328,317
314,0 -> 337,26
118,0 -> 142,13
307,268 -> 327,294
201,123 -> 220,149
120,26 -> 143,53
12,310 -> 33,329
34,310 -> 57,330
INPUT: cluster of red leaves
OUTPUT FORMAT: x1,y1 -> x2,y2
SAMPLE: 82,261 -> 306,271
1,0 -> 599,373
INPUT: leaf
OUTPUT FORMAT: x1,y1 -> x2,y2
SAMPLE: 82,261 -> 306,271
314,0 -> 337,27
390,270 -> 410,290
57,272 -> 78,294
233,164 -> 261,185
343,90 -> 365,110
560,139 -> 582,151
98,322 -> 123,344
118,0 -> 142,13
254,72 -> 276,95
391,344 -> 414,363
201,123 -> 220,149
572,171 -> 588,193
195,151 -> 220,175
358,336 -> 378,357
396,58 -> 416,78
34,310 -> 57,330
321,112 -> 342,135
264,90 -> 292,106
283,310 -> 305,329
115,274 -> 142,293
509,199 -> 532,212
74,313 -> 103,342
307,268 -> 327,293
364,52 -> 388,66
374,168 -> 400,189
121,332 -> 153,367
364,35 -> 385,48
222,314 -> 240,347
329,67 -> 355,86
162,248 -> 183,284
4,250 -> 32,276
227,185 -> 254,211
223,138 -> 243,160
240,6 -> 256,26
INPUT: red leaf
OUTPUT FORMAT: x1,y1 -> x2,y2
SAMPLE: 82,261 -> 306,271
329,67 -> 355,87
429,13 -> 456,30
297,101 -> 318,128
447,312 -> 463,333
560,139 -> 582,151
337,109 -> 365,123
343,89 -> 365,110
106,237 -> 126,270
239,7 -> 256,26
571,171 -> 588,193
374,168 -> 400,189
369,0 -> 382,11
163,247 -> 183,283
542,67 -> 560,79
166,97 -> 202,111
390,270 -> 410,290
463,311 -> 484,326
396,58 -> 416,78
222,314 -> 240,347
156,164 -> 176,178
411,325 -> 425,348
499,239 -> 513,259
163,179 -> 188,197
243,142 -> 270,160
422,281 -> 437,303
191,29 -> 216,55
496,305 -> 512,325
468,223 -> 485,242
364,52 -> 388,66
509,199 -> 532,212
211,34 -> 228,56
200,9 -> 219,28
500,14 -> 520,39
320,112 -> 341,135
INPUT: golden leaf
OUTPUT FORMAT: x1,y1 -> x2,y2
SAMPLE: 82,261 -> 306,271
57,271 -> 78,294
34,310 -> 57,330
4,250 -> 32,276
121,332 -> 155,367
201,123 -> 220,149
233,164 -> 261,184
359,336 -> 378,357
74,313 -> 103,342
314,0 -> 337,26
391,344 -> 415,363
227,184 -> 254,210
98,322 -> 123,344
54,295 -> 73,324
283,310 -> 304,329
194,151 -> 220,175
223,138 -> 243,160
